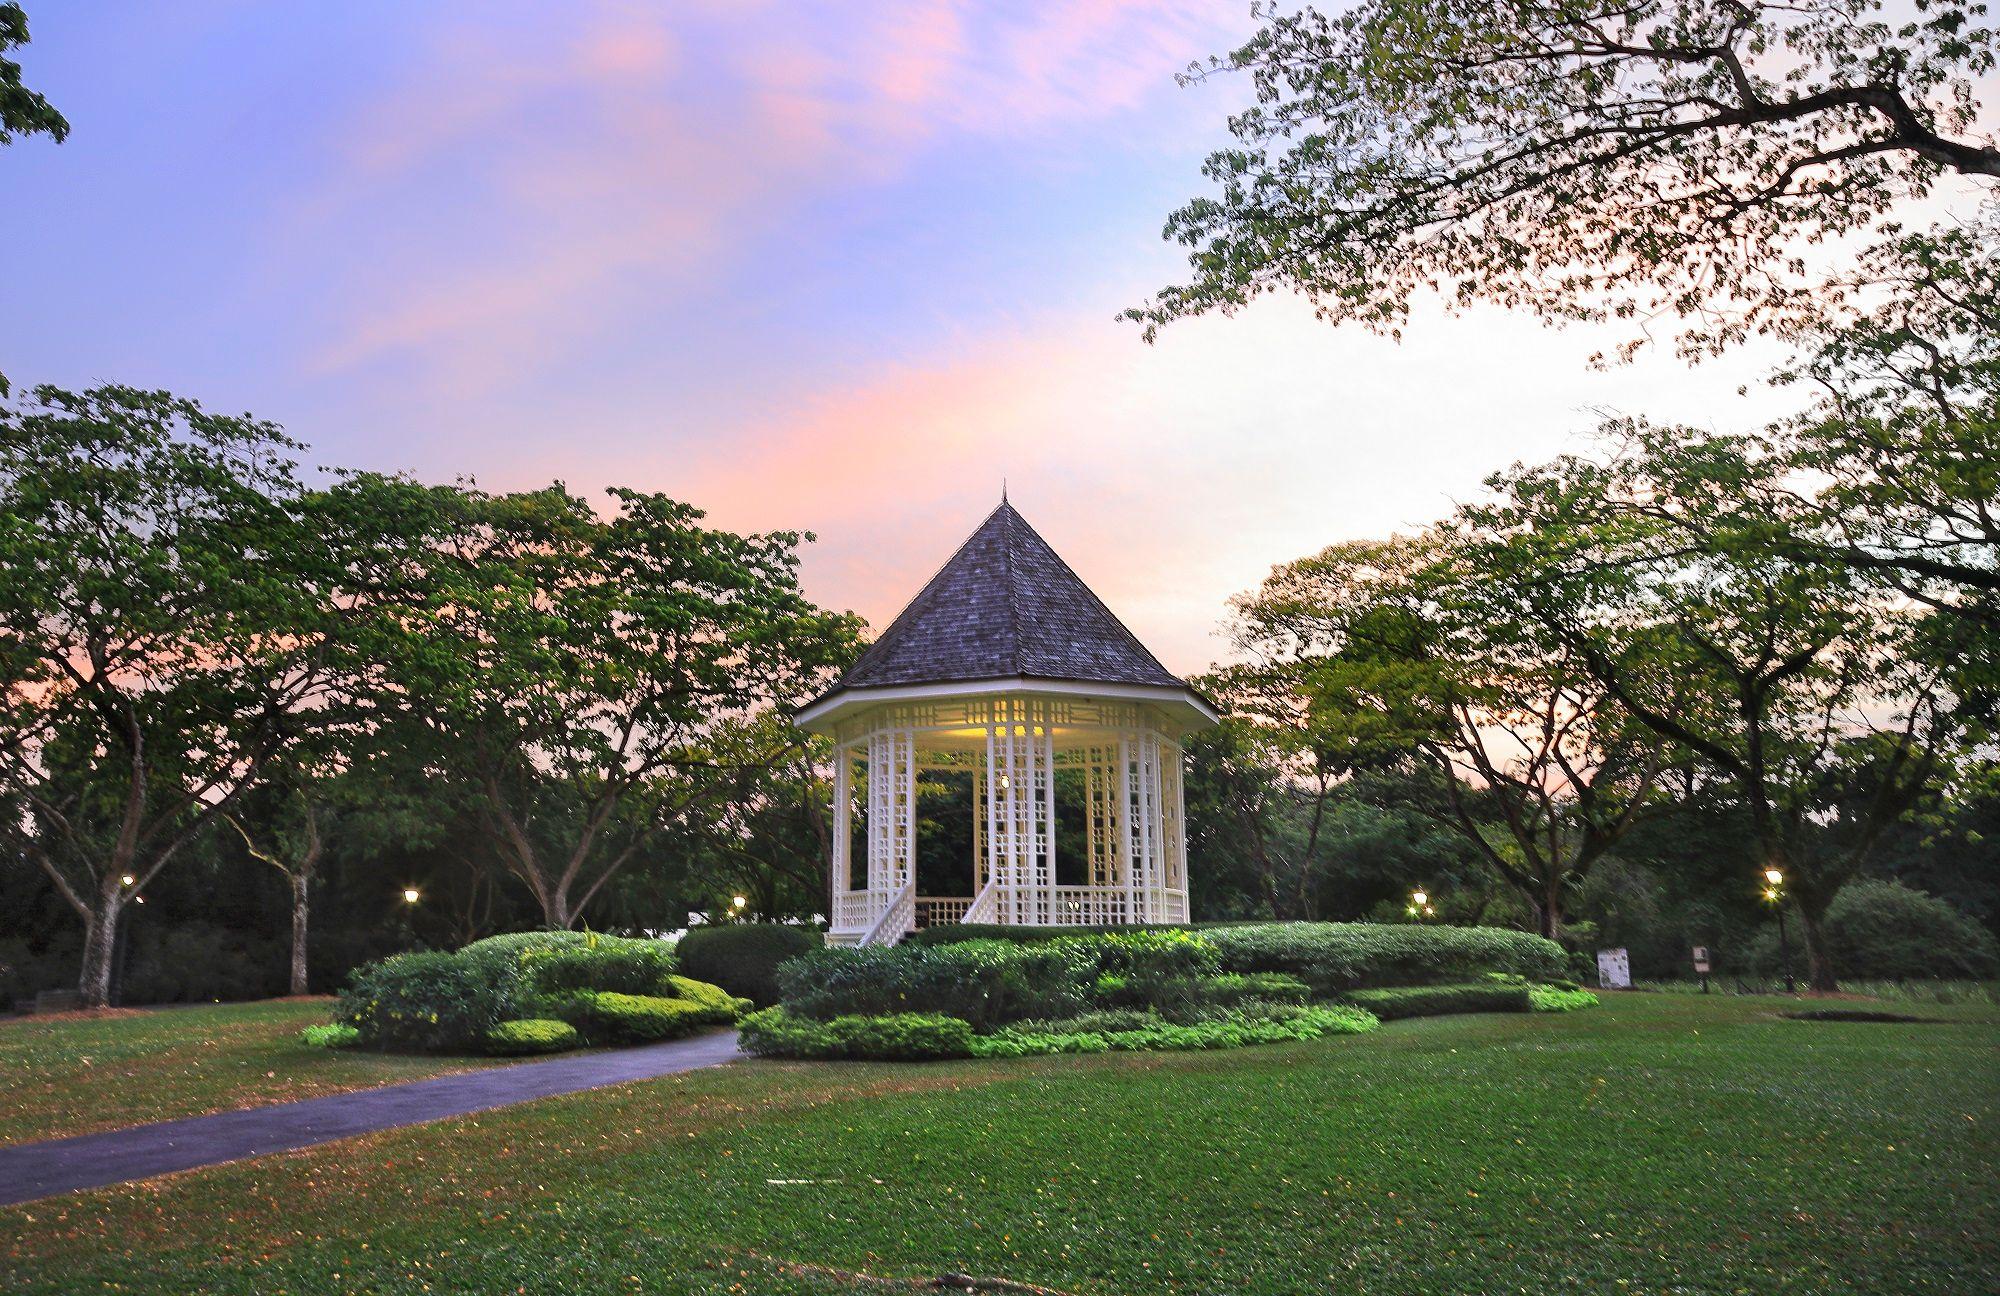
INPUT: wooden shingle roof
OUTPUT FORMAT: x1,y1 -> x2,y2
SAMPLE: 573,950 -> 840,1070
831,501 -> 1189,694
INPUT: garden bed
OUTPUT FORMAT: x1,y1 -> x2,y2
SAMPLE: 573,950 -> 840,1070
742,922 -> 1593,1061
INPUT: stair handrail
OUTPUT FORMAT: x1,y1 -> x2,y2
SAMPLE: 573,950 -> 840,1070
858,879 -> 915,947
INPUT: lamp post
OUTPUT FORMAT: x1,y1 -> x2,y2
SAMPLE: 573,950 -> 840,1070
1762,867 -> 1795,995
1406,888 -> 1435,921
730,894 -> 748,921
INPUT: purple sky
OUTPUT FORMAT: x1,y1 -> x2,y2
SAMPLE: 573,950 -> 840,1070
5,1 -> 1936,672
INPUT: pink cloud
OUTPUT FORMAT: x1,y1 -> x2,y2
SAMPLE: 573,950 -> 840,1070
301,2 -> 1243,390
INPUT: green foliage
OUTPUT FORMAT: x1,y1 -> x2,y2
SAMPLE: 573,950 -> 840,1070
738,1007 -> 976,1061
297,1023 -> 360,1049
1342,983 -> 1534,1020
1821,881 -> 2000,980
482,1018 -> 580,1056
776,940 -> 1089,1031
673,924 -> 819,1006
335,935 -> 734,1052
581,991 -> 723,1044
1131,0 -> 1998,360
0,3 -> 68,147
1529,986 -> 1601,1013
663,975 -> 753,1018
1204,922 -> 1568,994
519,939 -> 675,997
337,950 -> 514,1051
974,1004 -> 1379,1059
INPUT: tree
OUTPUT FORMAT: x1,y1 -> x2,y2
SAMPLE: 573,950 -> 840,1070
1226,533 -> 1679,936
389,486 -> 860,930
1,3 -> 67,148
0,385 -> 313,1005
667,712 -> 837,921
1763,215 -> 1998,630
1474,424 -> 1968,989
1129,1 -> 1997,359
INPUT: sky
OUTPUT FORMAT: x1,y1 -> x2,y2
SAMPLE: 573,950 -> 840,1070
0,1 -> 1900,673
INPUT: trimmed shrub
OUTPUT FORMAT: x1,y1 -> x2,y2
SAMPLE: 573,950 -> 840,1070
338,950 -> 514,1051
739,1008 -> 975,1060
778,940 -> 1088,1030
1340,983 -> 1533,1020
484,1018 -> 581,1055
664,975 -> 753,1020
586,992 -> 720,1043
974,1004 -> 1379,1058
520,939 -> 675,998
298,1023 -> 360,1049
1205,923 -> 1567,994
675,924 -> 820,1006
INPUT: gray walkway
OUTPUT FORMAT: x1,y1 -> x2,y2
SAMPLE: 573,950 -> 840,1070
0,1029 -> 743,1207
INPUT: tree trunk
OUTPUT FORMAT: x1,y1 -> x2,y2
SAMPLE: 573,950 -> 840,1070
289,871 -> 310,996
77,883 -> 124,1008
1794,893 -> 1839,994
1535,878 -> 1564,941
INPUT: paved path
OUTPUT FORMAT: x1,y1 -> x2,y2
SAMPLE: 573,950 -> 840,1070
0,1029 -> 743,1207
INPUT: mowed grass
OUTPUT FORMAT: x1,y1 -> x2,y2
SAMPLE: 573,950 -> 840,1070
0,999 -> 504,1146
4,993 -> 1996,1295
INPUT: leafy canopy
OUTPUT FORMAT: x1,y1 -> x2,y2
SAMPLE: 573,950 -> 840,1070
1130,0 -> 1998,359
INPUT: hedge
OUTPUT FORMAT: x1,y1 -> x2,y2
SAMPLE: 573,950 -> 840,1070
1340,982 -> 1533,1020
738,1008 -> 976,1060
483,1018 -> 581,1055
675,924 -> 820,1006
1204,923 -> 1568,994
739,1002 -> 1380,1061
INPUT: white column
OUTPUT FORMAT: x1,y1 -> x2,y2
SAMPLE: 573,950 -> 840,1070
867,727 -> 915,912
1123,731 -> 1163,923
832,743 -> 853,916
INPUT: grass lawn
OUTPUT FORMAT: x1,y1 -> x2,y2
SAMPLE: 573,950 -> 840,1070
0,999 -> 505,1146
3,993 -> 1995,1294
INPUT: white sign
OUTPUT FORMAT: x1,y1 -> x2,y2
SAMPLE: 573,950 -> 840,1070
1596,948 -> 1631,990
1691,946 -> 1711,974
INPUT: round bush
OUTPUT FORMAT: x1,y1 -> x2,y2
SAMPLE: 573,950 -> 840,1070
1823,881 -> 1999,980
484,1018 -> 580,1055
675,924 -> 820,1006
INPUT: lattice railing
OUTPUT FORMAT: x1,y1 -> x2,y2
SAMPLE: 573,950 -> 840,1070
914,896 -> 973,928
1050,885 -> 1141,926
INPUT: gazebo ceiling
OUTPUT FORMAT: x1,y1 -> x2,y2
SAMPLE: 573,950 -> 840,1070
796,500 -> 1217,734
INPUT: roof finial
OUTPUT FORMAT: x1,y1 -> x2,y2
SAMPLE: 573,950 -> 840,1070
1001,478 -> 1008,505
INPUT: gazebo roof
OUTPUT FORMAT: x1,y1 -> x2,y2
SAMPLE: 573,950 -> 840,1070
796,500 -> 1215,730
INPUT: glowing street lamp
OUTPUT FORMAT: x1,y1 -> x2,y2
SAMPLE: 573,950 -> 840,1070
120,873 -> 136,888
1761,868 -> 1794,995
402,887 -> 421,905
731,895 -> 748,915
1408,888 -> 1435,920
